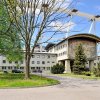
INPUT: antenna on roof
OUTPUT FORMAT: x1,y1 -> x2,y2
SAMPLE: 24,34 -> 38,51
89,19 -> 95,34
66,14 -> 73,38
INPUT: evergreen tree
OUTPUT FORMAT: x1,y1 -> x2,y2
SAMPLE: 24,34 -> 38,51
73,43 -> 87,74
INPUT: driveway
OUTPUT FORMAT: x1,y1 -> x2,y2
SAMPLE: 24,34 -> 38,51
0,74 -> 100,100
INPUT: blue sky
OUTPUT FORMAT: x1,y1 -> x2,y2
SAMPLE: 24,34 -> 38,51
45,0 -> 100,55
75,0 -> 100,55
74,0 -> 100,37
46,0 -> 100,42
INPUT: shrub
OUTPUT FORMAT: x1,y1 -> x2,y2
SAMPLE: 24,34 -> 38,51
73,65 -> 85,74
51,63 -> 65,74
93,63 -> 100,77
82,71 -> 91,76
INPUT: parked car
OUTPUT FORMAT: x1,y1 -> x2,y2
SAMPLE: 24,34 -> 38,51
12,69 -> 23,73
32,69 -> 42,73
3,71 -> 8,74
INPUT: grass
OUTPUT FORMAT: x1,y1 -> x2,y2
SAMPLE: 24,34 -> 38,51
56,73 -> 100,80
0,73 -> 59,88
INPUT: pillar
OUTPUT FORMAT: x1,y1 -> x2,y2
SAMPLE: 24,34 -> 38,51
89,60 -> 94,71
64,60 -> 71,73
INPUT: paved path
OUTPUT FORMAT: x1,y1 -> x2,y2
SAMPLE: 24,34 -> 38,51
0,74 -> 100,100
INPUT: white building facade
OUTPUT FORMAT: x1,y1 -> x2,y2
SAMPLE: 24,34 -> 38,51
0,34 -> 100,73
0,53 -> 57,72
46,34 -> 100,72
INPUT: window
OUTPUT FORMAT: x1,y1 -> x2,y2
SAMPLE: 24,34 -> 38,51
9,61 -> 12,64
8,66 -> 11,69
2,66 -> 6,69
8,66 -> 12,70
52,62 -> 55,63
56,47 -> 58,50
14,67 -> 17,69
32,61 -> 35,64
37,55 -> 40,58
47,67 -> 50,70
42,55 -> 45,58
94,63 -> 96,66
21,61 -> 23,64
42,61 -> 45,64
20,67 -> 24,69
61,45 -> 62,49
15,61 -> 18,64
3,60 -> 6,63
48,55 -> 50,58
31,67 -> 35,69
32,55 -> 35,58
52,55 -> 55,57
43,67 -> 45,70
37,61 -> 40,64
63,44 -> 65,48
36,67 -> 40,70
47,61 -> 50,63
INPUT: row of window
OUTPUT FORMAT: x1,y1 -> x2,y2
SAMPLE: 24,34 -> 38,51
2,60 -> 23,64
58,51 -> 67,57
31,55 -> 56,58
31,61 -> 55,64
31,67 -> 51,70
2,60 -> 55,65
2,66 -> 24,70
2,66 -> 51,70
55,44 -> 67,51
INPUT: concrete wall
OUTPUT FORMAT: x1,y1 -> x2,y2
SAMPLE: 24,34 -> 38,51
68,38 -> 97,60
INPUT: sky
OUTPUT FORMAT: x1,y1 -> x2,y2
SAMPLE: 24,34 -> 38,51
45,0 -> 100,55
74,0 -> 100,37
16,0 -> 100,54
46,0 -> 100,42
73,0 -> 100,55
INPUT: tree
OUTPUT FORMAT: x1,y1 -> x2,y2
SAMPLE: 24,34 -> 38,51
0,0 -> 23,62
51,63 -> 65,74
73,43 -> 87,74
93,62 -> 100,77
3,0 -> 77,79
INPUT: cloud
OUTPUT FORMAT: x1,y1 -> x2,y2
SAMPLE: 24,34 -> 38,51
50,21 -> 76,32
77,2 -> 85,6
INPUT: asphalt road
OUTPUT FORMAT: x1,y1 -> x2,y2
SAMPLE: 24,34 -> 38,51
0,74 -> 100,100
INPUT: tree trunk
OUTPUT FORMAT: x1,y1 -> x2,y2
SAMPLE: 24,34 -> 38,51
25,57 -> 30,79
25,48 -> 31,79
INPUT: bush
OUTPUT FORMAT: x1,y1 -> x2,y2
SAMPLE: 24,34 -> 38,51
51,63 -> 65,74
82,71 -> 91,76
73,65 -> 85,74
93,63 -> 100,77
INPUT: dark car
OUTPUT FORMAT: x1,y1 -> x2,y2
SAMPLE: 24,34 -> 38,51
12,69 -> 23,73
32,69 -> 42,73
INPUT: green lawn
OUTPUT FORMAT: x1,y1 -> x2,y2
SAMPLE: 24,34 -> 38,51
0,73 -> 59,88
56,73 -> 100,80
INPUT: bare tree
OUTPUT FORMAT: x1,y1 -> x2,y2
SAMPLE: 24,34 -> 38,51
3,0 -> 77,79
